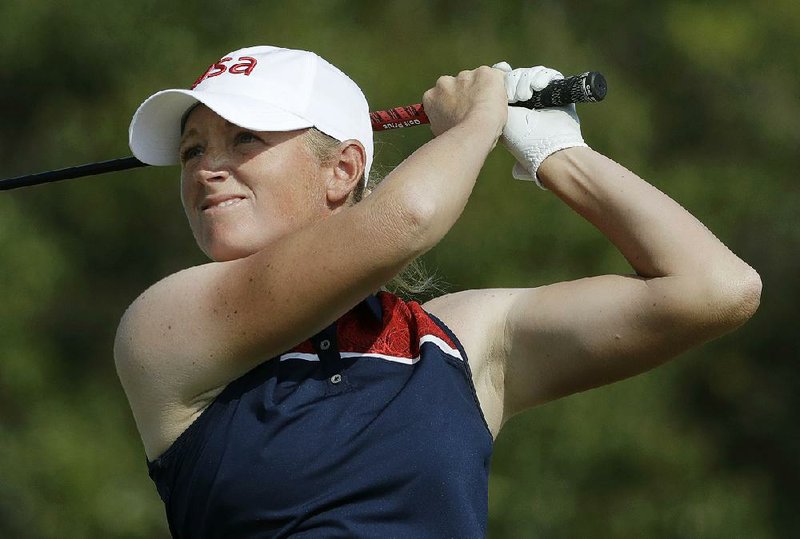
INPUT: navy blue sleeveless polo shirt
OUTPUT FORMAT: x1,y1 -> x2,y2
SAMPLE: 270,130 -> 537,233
147,292 -> 493,538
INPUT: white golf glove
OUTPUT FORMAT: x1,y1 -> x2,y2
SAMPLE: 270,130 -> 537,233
493,62 -> 588,189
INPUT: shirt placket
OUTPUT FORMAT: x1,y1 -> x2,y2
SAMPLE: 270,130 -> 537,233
310,322 -> 349,395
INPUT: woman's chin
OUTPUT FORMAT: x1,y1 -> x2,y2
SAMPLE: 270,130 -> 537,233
201,239 -> 260,262
194,222 -> 291,262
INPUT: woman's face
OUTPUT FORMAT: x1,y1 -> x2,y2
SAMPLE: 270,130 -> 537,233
179,105 -> 329,261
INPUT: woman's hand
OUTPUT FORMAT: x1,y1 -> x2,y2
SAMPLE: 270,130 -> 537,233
492,63 -> 587,188
422,66 -> 508,140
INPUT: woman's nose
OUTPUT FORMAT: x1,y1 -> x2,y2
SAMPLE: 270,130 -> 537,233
196,150 -> 231,183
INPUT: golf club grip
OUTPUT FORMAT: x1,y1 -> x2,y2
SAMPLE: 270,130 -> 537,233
520,71 -> 607,109
371,71 -> 606,131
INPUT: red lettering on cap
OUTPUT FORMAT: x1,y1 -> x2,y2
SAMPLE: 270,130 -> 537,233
228,56 -> 257,75
190,55 -> 259,90
207,57 -> 233,79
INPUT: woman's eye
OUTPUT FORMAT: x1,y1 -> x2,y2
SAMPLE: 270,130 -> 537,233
180,145 -> 203,163
235,132 -> 259,144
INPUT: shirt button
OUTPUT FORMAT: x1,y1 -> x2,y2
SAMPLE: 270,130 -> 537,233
320,339 -> 331,351
330,374 -> 342,384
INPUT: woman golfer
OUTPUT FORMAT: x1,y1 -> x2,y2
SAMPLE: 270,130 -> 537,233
116,45 -> 761,538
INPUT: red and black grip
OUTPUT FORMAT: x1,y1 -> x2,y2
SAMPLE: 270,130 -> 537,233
371,71 -> 607,131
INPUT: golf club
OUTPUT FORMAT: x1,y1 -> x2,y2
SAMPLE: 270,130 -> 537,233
1,71 -> 606,191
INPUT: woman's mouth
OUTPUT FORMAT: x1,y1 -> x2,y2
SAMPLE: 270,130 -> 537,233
201,196 -> 246,212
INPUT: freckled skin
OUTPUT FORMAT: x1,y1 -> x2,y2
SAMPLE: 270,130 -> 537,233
179,105 -> 329,262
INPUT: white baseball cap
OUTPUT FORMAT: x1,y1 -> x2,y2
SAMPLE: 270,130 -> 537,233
129,45 -> 373,179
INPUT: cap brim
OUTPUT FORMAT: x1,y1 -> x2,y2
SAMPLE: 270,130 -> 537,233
128,89 -> 313,166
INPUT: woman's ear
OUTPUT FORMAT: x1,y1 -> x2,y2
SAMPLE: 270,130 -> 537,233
326,140 -> 366,207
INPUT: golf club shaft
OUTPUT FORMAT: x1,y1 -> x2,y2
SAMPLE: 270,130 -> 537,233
1,71 -> 606,191
0,156 -> 148,191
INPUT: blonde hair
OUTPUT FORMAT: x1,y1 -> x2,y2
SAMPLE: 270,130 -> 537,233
304,128 -> 444,300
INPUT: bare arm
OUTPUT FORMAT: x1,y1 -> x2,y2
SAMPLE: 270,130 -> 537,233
427,147 -> 761,435
114,68 -> 508,455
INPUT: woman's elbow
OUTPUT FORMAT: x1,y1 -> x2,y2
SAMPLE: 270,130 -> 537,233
727,265 -> 762,324
706,263 -> 762,330
377,188 -> 441,255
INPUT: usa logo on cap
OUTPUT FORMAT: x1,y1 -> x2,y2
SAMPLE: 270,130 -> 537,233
191,56 -> 259,89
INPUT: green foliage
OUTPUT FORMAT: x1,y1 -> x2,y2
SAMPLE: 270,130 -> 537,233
1,1 -> 796,536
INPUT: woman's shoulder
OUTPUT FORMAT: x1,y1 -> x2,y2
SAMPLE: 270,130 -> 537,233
114,262 -> 233,459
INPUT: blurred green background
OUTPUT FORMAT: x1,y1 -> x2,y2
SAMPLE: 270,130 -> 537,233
1,1 -> 797,537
